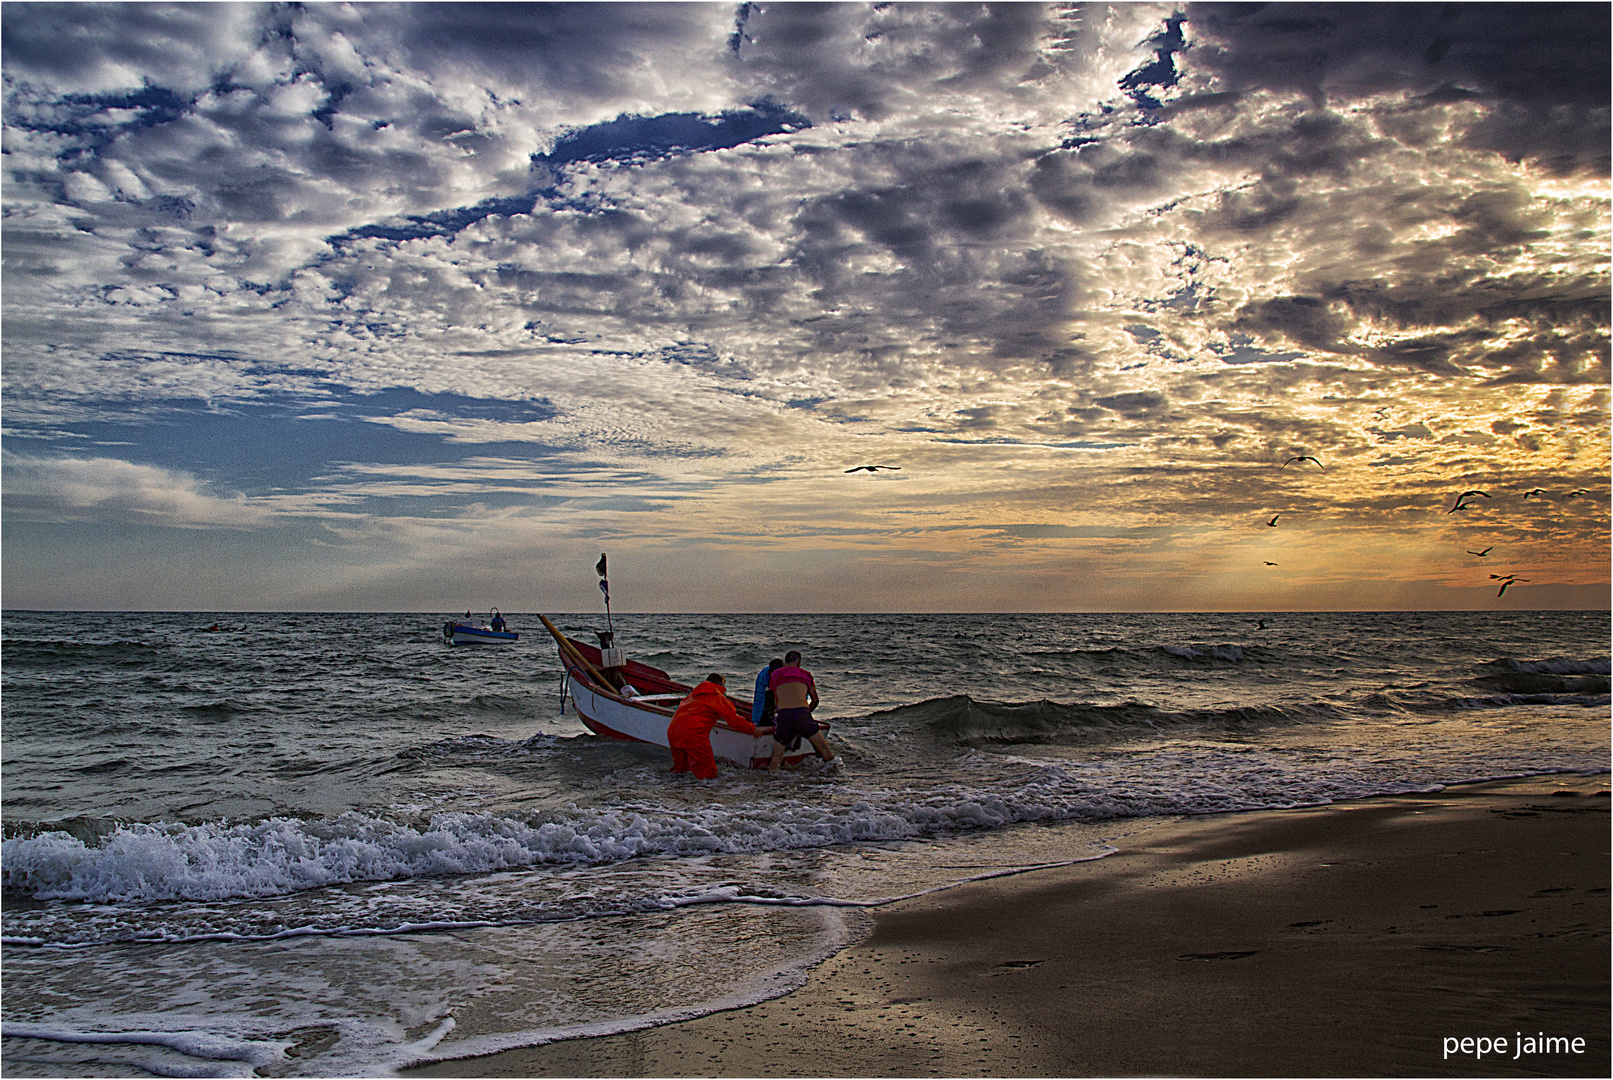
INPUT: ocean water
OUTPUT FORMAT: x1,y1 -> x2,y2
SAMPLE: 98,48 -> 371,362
2,609 -> 1608,1077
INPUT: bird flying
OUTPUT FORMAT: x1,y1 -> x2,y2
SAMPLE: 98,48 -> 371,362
1467,547 -> 1493,557
1265,515 -> 1279,527
1281,456 -> 1324,470
1522,489 -> 1546,499
845,465 -> 901,473
1497,577 -> 1529,597
1447,490 -> 1491,513
1264,561 -> 1278,566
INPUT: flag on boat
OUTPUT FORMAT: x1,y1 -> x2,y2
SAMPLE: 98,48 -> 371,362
595,553 -> 608,577
599,578 -> 610,603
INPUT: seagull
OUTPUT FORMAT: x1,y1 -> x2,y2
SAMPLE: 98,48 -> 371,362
1522,489 -> 1546,499
1264,561 -> 1278,566
1567,488 -> 1589,498
1467,547 -> 1493,557
1446,490 -> 1490,513
1281,456 -> 1324,470
1497,577 -> 1529,597
1265,514 -> 1279,527
844,465 -> 901,473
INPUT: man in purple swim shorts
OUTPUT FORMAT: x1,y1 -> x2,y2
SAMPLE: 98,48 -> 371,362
768,650 -> 837,773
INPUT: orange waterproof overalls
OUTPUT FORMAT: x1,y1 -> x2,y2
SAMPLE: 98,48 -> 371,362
666,681 -> 758,779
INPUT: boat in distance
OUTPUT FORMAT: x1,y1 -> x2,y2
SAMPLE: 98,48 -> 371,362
538,614 -> 823,770
443,609 -> 519,645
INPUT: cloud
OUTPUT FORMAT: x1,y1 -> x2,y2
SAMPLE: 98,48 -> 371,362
0,3 -> 265,94
2,453 -> 274,528
1,2 -> 1606,610
1182,2 -> 1609,167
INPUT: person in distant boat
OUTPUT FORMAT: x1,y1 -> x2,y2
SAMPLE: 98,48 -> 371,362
752,657 -> 784,729
490,613 -> 506,632
768,650 -> 836,773
667,673 -> 769,780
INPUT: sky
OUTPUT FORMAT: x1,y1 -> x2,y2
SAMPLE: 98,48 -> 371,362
2,2 -> 1608,614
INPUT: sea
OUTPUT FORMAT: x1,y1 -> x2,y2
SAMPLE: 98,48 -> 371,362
2,610 -> 1609,1077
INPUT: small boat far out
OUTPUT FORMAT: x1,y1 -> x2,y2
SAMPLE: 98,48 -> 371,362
444,608 -> 519,645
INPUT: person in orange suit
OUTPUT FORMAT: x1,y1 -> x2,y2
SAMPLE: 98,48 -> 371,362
667,673 -> 768,779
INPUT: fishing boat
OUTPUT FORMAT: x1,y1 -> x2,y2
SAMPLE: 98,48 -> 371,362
538,614 -> 822,769
443,609 -> 519,645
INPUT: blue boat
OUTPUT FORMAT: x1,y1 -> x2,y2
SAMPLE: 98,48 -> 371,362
443,609 -> 519,645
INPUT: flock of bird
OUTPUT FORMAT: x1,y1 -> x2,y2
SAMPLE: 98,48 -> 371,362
1443,486 -> 1590,594
1260,454 -> 1589,599
845,456 -> 1586,602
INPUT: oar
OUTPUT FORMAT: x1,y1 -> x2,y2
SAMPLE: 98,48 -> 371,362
537,613 -> 613,690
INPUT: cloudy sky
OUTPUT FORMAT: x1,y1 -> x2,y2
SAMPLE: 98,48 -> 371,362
2,2 -> 1607,613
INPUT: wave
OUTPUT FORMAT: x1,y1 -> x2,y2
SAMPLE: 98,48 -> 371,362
464,693 -> 533,713
2,795 -> 1062,909
1446,693 -> 1612,710
2,815 -> 135,846
870,681 -> 1611,747
874,694 -> 1339,745
1,810 -> 669,904
398,732 -> 562,760
1493,656 -> 1610,676
0,1024 -> 286,1077
7,792 -> 1069,907
177,700 -> 255,718
0,637 -> 171,660
1159,643 -> 1248,663
0,731 -> 1431,907
8,742 -> 1609,912
1477,656 -> 1611,696
0,778 -> 1361,909
1024,643 -> 1262,669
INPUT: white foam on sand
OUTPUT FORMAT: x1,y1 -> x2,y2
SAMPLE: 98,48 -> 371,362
1,832 -> 1126,1077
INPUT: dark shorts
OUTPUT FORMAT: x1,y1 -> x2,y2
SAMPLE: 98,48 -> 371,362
773,706 -> 819,747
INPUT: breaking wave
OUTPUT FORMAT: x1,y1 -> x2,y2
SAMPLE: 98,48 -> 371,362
1476,656 -> 1610,697
875,672 -> 1610,746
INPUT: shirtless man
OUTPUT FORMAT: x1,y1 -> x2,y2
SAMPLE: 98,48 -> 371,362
768,650 -> 836,773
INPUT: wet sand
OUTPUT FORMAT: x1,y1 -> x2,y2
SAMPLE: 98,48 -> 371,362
402,775 -> 1610,1077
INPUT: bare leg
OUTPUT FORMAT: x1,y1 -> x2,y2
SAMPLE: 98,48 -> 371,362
807,732 -> 834,761
769,739 -> 787,774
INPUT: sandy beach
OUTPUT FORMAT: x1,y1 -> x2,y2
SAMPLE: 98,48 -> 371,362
403,774 -> 1609,1078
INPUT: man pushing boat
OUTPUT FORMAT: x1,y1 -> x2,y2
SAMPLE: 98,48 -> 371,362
768,650 -> 839,773
667,673 -> 770,780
